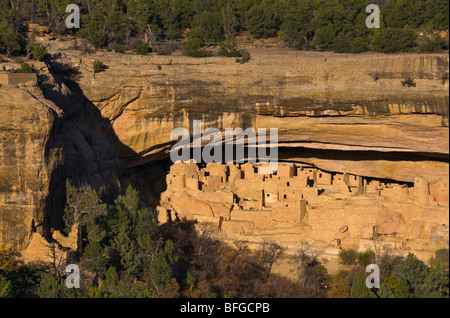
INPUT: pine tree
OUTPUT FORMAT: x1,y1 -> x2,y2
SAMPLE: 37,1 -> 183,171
395,277 -> 413,298
377,284 -> 395,298
181,29 -> 208,57
422,263 -> 449,298
0,275 -> 12,298
350,271 -> 377,298
397,253 -> 428,294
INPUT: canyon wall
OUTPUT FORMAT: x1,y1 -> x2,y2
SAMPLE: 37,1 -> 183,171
0,40 -> 448,260
0,56 -> 120,250
0,83 -> 62,250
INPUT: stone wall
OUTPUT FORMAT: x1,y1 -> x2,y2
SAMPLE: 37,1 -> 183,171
158,162 -> 449,263
0,73 -> 37,86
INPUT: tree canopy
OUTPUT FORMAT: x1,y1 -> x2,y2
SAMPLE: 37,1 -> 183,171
1,0 -> 448,57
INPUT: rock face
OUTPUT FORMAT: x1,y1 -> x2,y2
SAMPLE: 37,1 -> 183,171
0,58 -> 120,251
66,48 -> 449,190
0,83 -> 63,250
53,45 -> 449,170
0,40 -> 448,261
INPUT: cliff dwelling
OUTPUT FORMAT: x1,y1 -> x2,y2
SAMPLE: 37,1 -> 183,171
158,161 -> 449,261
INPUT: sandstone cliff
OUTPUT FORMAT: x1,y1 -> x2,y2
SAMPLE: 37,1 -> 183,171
0,39 -> 448,261
57,45 -> 448,182
0,56 -> 120,250
0,83 -> 62,250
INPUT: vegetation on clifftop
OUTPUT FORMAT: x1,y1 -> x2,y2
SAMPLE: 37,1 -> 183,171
0,0 -> 448,58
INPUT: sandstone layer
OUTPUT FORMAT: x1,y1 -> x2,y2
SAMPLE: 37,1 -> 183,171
0,39 -> 448,262
53,43 -> 449,186
0,83 -> 62,250
0,56 -> 120,250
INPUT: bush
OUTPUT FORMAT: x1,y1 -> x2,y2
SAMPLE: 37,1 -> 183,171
80,43 -> 96,55
397,253 -> 428,293
314,24 -> 338,51
93,60 -> 107,74
111,43 -> 125,53
236,50 -> 251,64
372,73 -> 380,82
377,284 -> 396,298
350,271 -> 377,298
135,43 -> 150,55
181,29 -> 208,58
402,78 -> 416,87
218,37 -> 241,58
419,36 -> 449,52
192,11 -> 224,43
17,62 -> 33,73
30,43 -> 48,61
356,250 -> 375,267
371,27 -> 417,53
422,263 -> 449,298
395,276 -> 413,298
338,249 -> 358,266
333,34 -> 369,54
434,249 -> 449,264
328,273 -> 351,298
0,275 -> 12,298
154,41 -> 180,56
218,46 -> 241,58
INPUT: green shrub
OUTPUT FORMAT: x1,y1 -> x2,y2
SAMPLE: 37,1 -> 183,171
422,263 -> 449,298
356,250 -> 375,267
218,46 -> 241,58
376,284 -> 395,298
397,253 -> 428,292
93,60 -> 106,73
402,78 -> 416,87
111,43 -> 125,53
66,71 -> 82,87
339,249 -> 357,265
30,43 -> 48,61
371,27 -> 417,53
192,10 -> 224,43
350,271 -> 377,298
419,36 -> 449,52
236,50 -> 251,64
339,249 -> 358,266
0,275 -> 12,298
395,276 -> 414,298
181,29 -> 208,58
17,62 -> 33,73
135,43 -> 150,55
218,37 -> 241,58
434,249 -> 449,264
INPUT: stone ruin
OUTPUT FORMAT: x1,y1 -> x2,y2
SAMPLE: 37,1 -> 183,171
0,71 -> 37,86
158,161 -> 449,262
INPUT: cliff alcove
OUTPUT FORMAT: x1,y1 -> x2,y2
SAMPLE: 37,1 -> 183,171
0,40 -> 448,265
